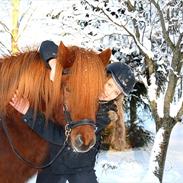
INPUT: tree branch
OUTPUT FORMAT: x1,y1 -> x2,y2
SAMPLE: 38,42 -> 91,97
104,10 -> 157,77
177,102 -> 183,120
151,0 -> 175,50
176,32 -> 183,48
0,21 -> 14,43
84,0 -> 153,57
164,51 -> 182,116
0,41 -> 11,55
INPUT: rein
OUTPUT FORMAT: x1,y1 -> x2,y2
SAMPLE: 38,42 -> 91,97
0,105 -> 96,169
0,116 -> 68,169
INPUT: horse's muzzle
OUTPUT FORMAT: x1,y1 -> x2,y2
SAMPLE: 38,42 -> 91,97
73,133 -> 96,153
65,119 -> 96,153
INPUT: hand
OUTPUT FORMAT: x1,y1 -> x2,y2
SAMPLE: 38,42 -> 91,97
98,100 -> 117,113
96,100 -> 118,132
39,40 -> 58,81
108,110 -> 118,122
9,91 -> 30,115
48,58 -> 56,81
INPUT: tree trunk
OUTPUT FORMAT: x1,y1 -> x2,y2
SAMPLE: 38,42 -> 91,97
155,118 -> 176,182
127,94 -> 137,147
11,0 -> 20,53
143,117 -> 176,183
130,94 -> 137,123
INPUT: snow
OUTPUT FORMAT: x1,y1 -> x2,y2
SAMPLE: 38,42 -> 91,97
134,36 -> 154,59
1,0 -> 183,182
148,73 -> 157,102
142,128 -> 165,183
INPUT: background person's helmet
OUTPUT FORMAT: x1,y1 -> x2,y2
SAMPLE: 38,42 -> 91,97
106,62 -> 136,95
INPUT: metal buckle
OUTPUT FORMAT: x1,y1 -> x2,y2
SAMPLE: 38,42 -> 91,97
65,124 -> 72,141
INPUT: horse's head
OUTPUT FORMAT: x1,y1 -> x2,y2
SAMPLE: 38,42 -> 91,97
0,43 -> 111,153
56,42 -> 111,152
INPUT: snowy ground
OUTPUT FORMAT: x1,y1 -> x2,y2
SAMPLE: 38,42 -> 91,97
27,123 -> 183,183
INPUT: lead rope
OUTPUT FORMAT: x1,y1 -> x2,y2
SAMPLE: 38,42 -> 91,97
0,116 -> 70,169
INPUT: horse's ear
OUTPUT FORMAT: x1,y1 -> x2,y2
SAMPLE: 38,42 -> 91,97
98,48 -> 111,66
57,41 -> 74,68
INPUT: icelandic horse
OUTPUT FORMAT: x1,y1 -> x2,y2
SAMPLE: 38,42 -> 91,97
0,42 -> 111,182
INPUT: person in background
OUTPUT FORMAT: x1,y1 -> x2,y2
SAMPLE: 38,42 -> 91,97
10,40 -> 136,183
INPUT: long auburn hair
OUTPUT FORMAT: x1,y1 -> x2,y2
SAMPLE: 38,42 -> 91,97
0,50 -> 63,118
66,47 -> 107,121
0,42 -> 110,123
0,43 -> 111,183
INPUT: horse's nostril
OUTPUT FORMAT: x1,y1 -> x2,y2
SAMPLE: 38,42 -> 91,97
75,134 -> 84,147
72,134 -> 97,153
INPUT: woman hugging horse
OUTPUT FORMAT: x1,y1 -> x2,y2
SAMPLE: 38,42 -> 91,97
10,41 -> 136,183
0,41 -> 112,183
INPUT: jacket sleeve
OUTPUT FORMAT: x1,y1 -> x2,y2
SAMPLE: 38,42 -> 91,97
95,100 -> 117,133
21,108 -> 65,145
95,113 -> 111,133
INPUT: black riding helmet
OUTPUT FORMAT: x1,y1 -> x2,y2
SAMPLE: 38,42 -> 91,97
106,62 -> 136,95
39,41 -> 136,94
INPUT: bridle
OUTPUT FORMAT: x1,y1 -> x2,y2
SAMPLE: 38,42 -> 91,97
62,86 -> 96,143
0,104 -> 96,169
63,104 -> 96,138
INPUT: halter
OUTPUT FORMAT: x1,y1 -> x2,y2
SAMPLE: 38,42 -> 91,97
63,104 -> 96,140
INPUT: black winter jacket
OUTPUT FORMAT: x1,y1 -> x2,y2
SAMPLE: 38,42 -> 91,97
21,101 -> 116,174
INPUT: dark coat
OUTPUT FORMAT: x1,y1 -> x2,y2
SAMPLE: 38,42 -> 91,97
22,101 -> 116,174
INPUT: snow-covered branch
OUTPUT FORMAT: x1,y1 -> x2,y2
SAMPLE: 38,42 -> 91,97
151,0 -> 175,50
176,32 -> 183,47
148,73 -> 157,99
84,0 -> 154,60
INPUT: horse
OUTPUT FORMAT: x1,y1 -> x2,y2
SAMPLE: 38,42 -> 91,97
0,42 -> 111,183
